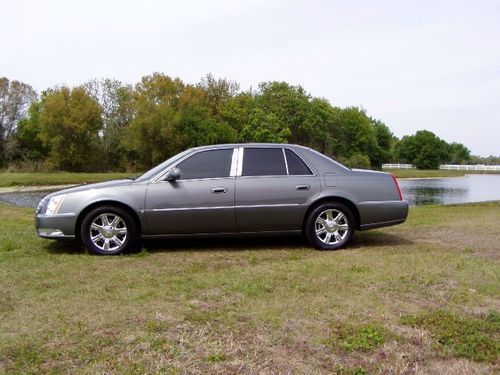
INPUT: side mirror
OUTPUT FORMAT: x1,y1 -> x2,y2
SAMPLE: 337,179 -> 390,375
166,167 -> 181,181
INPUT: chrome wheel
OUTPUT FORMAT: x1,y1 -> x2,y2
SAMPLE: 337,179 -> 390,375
314,208 -> 350,245
89,213 -> 128,252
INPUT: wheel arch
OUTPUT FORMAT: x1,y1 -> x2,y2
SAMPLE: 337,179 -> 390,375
75,200 -> 142,242
302,196 -> 361,232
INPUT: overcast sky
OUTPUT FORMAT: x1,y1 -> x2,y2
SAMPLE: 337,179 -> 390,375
2,0 -> 499,156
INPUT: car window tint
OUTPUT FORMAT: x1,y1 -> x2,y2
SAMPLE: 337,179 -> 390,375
242,148 -> 287,176
285,149 -> 313,175
177,149 -> 233,179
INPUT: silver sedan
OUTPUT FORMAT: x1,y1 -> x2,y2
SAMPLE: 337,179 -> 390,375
35,144 -> 408,255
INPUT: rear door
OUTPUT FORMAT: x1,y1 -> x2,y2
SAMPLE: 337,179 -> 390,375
234,147 -> 320,232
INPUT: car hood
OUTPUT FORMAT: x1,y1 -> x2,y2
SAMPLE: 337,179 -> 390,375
44,179 -> 136,198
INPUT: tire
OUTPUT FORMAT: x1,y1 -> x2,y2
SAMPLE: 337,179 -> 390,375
81,206 -> 137,255
305,202 -> 355,250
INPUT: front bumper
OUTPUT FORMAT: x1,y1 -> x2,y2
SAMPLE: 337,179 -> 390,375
35,213 -> 77,239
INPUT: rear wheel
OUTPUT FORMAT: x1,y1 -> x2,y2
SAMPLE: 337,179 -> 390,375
81,206 -> 136,255
305,202 -> 355,250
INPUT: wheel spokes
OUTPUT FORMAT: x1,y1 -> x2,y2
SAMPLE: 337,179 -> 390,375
90,212 -> 128,252
314,208 -> 350,245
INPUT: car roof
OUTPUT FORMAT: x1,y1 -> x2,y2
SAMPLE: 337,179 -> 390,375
191,143 -> 308,151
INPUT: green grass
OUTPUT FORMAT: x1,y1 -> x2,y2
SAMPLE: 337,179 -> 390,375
401,310 -> 499,362
0,172 -> 133,187
0,202 -> 499,373
388,169 -> 500,178
328,323 -> 392,352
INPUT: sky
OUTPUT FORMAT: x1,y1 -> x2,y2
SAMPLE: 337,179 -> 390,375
1,0 -> 499,156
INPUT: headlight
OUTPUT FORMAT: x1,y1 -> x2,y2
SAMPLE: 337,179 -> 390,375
44,195 -> 66,215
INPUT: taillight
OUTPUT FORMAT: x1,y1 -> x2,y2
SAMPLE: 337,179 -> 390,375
391,174 -> 403,201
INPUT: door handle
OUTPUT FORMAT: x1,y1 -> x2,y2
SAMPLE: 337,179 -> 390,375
211,187 -> 228,193
296,184 -> 310,191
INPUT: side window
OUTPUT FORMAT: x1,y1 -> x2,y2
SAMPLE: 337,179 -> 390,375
176,149 -> 233,180
242,148 -> 287,176
285,149 -> 313,175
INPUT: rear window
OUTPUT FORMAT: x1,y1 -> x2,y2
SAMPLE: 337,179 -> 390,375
242,148 -> 287,176
285,149 -> 313,175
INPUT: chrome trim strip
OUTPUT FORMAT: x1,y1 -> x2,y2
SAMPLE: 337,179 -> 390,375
148,203 -> 301,213
230,148 -> 238,177
358,200 -> 408,205
36,213 -> 76,218
282,148 -> 289,175
236,147 -> 244,176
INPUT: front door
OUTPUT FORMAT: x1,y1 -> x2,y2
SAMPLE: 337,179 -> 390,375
144,148 -> 236,235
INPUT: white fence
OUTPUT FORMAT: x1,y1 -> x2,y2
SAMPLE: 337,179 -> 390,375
382,164 -> 415,169
440,164 -> 500,171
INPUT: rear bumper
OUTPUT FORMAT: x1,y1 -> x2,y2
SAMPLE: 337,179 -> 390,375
357,200 -> 409,230
35,213 -> 77,239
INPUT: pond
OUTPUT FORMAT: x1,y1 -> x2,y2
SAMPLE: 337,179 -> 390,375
0,174 -> 499,209
399,174 -> 500,206
0,190 -> 56,208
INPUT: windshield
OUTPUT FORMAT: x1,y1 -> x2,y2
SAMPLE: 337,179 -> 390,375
135,149 -> 192,182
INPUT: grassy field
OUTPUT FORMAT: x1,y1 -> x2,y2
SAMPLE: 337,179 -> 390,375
0,202 -> 499,373
0,173 -> 132,187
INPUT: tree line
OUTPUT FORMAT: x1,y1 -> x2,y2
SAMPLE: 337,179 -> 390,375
0,74 -> 485,172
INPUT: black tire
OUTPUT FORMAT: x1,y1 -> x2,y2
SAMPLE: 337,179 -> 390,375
305,202 -> 355,250
81,206 -> 137,255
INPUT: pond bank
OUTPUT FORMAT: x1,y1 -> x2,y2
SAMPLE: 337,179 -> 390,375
0,184 -> 76,194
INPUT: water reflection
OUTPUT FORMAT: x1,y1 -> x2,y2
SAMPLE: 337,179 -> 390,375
399,174 -> 500,206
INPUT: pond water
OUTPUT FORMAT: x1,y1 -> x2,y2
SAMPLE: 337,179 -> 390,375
399,174 -> 500,206
0,174 -> 499,209
0,190 -> 55,208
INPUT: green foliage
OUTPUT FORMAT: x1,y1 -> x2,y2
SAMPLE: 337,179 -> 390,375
2,74 -> 474,172
396,130 -> 449,169
36,86 -> 103,171
329,322 -> 390,351
0,77 -> 37,166
345,153 -> 371,169
401,310 -> 500,362
447,142 -> 471,164
16,102 -> 49,163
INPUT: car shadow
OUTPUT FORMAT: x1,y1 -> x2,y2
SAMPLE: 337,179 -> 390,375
351,231 -> 414,248
44,231 -> 412,255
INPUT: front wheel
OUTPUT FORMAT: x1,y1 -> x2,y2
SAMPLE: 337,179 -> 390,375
305,202 -> 355,250
81,206 -> 136,255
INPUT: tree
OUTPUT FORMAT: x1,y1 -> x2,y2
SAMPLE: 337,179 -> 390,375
304,98 -> 337,155
0,77 -> 37,165
255,81 -> 310,144
446,142 -> 470,164
198,74 -> 240,120
331,107 -> 377,167
35,86 -> 103,171
16,101 -> 49,163
121,73 -> 185,169
84,79 -> 135,169
396,130 -> 449,169
177,85 -> 237,148
369,119 -> 394,168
